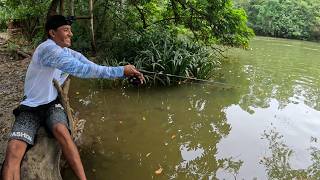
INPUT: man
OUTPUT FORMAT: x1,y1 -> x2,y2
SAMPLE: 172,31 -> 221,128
1,15 -> 144,180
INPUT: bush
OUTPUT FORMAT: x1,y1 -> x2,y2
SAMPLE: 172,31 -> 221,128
96,29 -> 221,87
0,0 -> 49,41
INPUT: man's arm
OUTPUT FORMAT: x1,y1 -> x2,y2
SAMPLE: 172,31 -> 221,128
67,48 -> 95,65
40,44 -> 124,79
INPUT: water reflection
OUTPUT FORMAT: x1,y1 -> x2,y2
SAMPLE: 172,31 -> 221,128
225,37 -> 320,112
261,127 -> 320,179
170,87 -> 245,179
63,83 -> 246,179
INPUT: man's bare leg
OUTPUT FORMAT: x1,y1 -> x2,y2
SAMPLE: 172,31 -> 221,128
52,123 -> 86,180
2,139 -> 27,180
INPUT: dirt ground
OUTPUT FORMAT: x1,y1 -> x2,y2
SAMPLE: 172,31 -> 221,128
0,34 -> 30,166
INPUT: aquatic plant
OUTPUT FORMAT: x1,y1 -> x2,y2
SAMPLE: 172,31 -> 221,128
97,29 -> 221,87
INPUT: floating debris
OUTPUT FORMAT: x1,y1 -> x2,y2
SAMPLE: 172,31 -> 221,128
146,153 -> 151,157
155,165 -> 163,175
171,134 -> 176,139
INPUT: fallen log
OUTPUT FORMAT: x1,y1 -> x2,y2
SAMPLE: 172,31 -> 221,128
16,49 -> 31,59
20,128 -> 63,180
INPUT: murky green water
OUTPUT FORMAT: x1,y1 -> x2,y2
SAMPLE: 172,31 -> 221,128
63,37 -> 320,179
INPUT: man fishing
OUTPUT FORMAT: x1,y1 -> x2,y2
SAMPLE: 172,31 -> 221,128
1,15 -> 144,180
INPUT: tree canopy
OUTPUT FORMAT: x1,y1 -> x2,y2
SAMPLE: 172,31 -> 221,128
0,0 -> 254,47
235,0 -> 320,41
0,0 -> 254,86
122,0 -> 254,47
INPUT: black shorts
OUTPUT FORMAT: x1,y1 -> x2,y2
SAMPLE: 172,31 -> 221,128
9,99 -> 69,145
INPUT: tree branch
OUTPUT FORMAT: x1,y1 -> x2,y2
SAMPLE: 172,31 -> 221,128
171,0 -> 180,24
176,0 -> 208,20
145,16 -> 201,28
133,4 -> 147,29
53,78 -> 74,136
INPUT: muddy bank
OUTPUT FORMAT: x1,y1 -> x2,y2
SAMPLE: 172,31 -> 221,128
0,36 -> 30,167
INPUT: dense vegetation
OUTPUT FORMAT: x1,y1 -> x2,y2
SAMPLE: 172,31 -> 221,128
0,0 -> 254,86
0,0 -> 49,42
235,0 -> 320,41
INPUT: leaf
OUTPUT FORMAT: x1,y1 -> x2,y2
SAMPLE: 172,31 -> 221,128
171,134 -> 176,139
155,166 -> 163,175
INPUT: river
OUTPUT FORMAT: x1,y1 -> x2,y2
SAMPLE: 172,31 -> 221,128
63,37 -> 320,179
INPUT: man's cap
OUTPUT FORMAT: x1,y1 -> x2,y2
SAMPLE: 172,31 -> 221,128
45,15 -> 75,32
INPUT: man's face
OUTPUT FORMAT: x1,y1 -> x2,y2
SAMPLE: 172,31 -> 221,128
50,25 -> 73,48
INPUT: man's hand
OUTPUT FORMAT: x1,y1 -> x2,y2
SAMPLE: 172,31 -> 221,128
124,65 -> 145,85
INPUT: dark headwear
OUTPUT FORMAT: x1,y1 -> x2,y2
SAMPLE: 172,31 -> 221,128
45,15 -> 75,32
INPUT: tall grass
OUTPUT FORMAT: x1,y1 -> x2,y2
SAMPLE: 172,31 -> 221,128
96,29 -> 221,87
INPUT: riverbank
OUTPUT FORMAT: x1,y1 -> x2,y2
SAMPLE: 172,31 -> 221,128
0,34 -> 30,167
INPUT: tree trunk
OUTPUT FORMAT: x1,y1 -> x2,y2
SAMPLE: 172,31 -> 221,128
171,0 -> 180,24
133,4 -> 147,29
89,0 -> 96,55
60,0 -> 65,15
69,0 -> 74,16
47,0 -> 60,18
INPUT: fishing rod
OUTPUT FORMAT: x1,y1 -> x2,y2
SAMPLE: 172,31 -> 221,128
137,69 -> 236,88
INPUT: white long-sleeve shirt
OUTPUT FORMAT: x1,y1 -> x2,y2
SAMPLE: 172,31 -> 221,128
21,39 -> 124,107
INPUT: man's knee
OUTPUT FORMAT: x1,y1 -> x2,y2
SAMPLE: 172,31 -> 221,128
4,140 -> 27,166
52,123 -> 71,142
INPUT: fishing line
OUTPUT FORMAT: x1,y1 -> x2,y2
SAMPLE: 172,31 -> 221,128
138,69 -> 237,88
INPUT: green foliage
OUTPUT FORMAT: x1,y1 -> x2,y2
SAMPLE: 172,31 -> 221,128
0,0 -> 254,46
0,0 -> 254,87
132,32 -> 220,86
0,0 -> 49,20
70,21 -> 92,53
96,29 -> 221,86
235,0 -> 320,41
70,0 -> 253,52
125,0 -> 254,47
0,0 -> 50,41
69,0 -> 253,87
